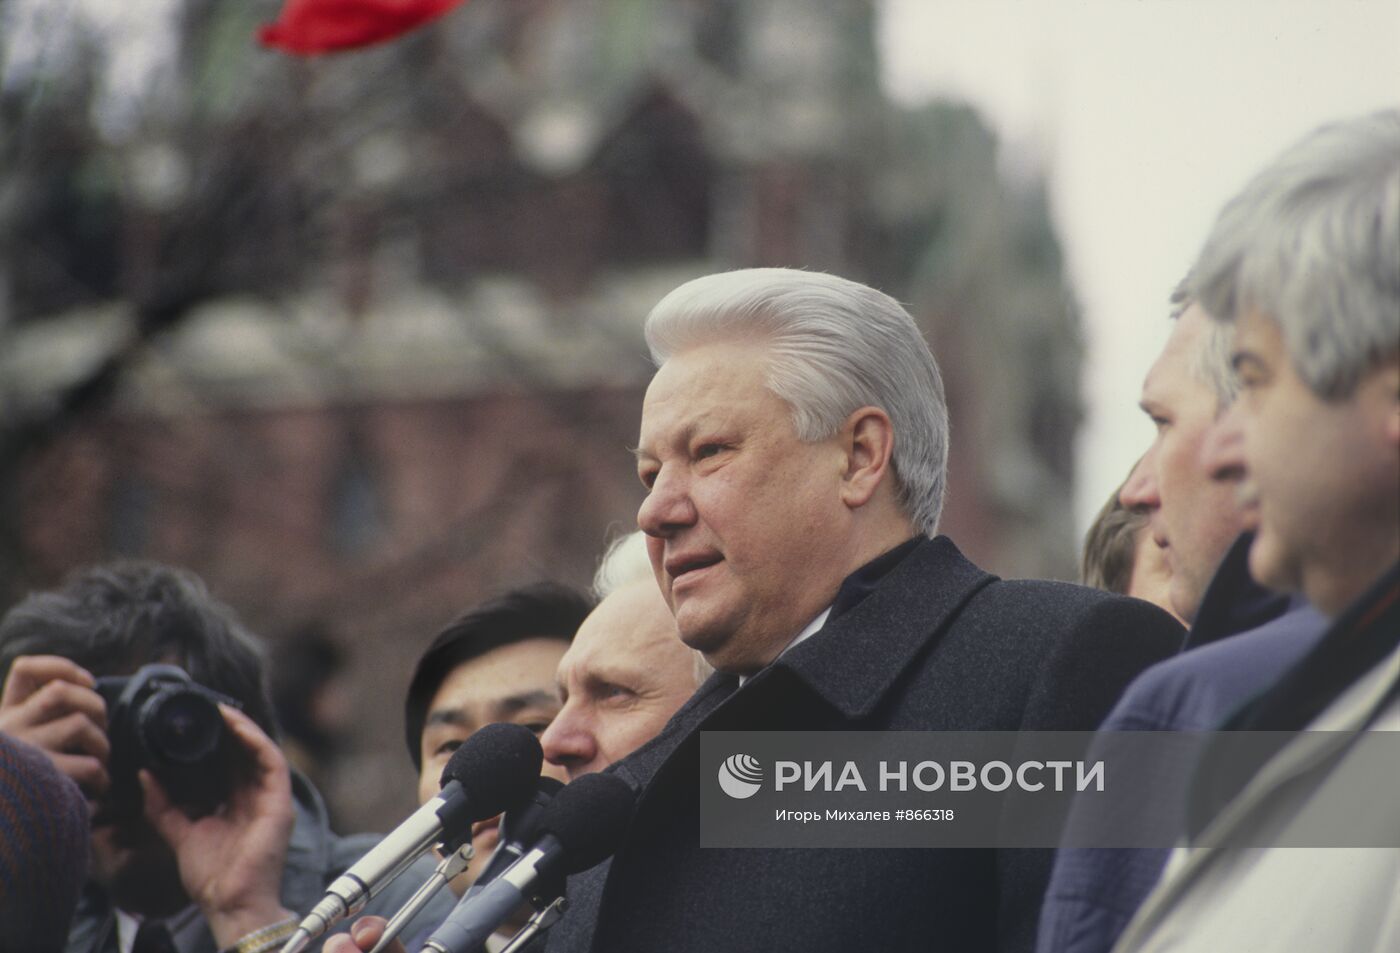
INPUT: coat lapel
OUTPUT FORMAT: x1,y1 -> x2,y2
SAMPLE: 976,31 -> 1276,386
607,536 -> 996,796
771,536 -> 995,720
607,670 -> 740,793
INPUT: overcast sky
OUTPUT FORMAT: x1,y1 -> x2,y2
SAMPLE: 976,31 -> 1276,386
877,0 -> 1400,534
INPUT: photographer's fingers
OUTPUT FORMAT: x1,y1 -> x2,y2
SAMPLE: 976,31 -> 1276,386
145,707 -> 290,833
23,677 -> 108,728
0,663 -> 109,794
52,751 -> 110,797
157,706 -> 297,948
220,704 -> 292,809
0,655 -> 96,708
27,710 -> 112,796
27,708 -> 111,760
139,768 -> 193,846
0,664 -> 106,738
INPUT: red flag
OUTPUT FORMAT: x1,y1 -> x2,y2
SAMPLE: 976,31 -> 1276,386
259,0 -> 468,55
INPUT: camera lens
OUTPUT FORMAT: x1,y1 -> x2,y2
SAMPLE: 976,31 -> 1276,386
139,688 -> 223,765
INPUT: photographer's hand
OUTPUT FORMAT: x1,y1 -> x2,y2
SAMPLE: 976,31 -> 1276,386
140,704 -> 296,950
0,654 -> 110,796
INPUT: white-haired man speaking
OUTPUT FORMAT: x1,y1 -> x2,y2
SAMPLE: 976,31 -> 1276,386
543,268 -> 1185,953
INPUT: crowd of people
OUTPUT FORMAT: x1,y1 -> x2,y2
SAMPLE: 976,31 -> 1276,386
1,109 -> 1395,953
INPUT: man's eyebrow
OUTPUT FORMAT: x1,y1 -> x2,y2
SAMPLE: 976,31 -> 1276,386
632,420 -> 704,461
424,689 -> 559,731
424,709 -> 469,729
582,660 -> 641,688
490,690 -> 560,716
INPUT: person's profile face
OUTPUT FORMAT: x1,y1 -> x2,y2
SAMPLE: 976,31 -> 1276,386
1122,305 -> 1244,622
633,341 -> 852,675
1212,309 -> 1399,614
541,580 -> 697,778
415,638 -> 569,893
1125,521 -> 1180,623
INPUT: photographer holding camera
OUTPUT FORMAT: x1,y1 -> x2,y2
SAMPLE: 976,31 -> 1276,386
0,562 -> 450,953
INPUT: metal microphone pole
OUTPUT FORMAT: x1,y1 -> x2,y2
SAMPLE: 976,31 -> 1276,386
366,844 -> 474,953
497,897 -> 568,953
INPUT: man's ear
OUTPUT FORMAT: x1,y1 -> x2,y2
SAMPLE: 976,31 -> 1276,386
1383,361 -> 1400,447
839,407 -> 895,509
1361,357 -> 1400,447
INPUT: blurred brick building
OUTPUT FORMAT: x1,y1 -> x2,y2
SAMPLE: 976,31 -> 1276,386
2,0 -> 1082,829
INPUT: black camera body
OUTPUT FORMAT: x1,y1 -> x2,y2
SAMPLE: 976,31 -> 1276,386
96,663 -> 249,819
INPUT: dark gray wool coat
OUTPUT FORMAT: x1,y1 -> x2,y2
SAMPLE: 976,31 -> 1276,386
545,536 -> 1185,953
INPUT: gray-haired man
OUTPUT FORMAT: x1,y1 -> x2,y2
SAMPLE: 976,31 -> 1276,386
544,268 -> 1184,953
1113,110 -> 1400,953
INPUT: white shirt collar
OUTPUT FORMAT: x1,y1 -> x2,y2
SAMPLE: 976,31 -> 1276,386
737,606 -> 832,686
115,909 -> 140,953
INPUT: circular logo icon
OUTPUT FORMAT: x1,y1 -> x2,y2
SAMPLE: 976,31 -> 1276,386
718,753 -> 764,799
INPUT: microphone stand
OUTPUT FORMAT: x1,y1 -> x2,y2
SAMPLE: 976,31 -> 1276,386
367,844 -> 474,953
497,897 -> 568,953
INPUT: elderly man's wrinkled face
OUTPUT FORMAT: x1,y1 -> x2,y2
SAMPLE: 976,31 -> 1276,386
635,342 -> 853,674
1119,305 -> 1243,622
1202,310 -> 1400,615
541,580 -> 698,778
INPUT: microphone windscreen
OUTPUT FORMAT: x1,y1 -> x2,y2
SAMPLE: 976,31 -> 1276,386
540,772 -> 636,874
499,775 -> 564,845
439,723 -> 544,819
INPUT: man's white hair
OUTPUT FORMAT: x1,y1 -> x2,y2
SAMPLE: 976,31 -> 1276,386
592,529 -> 712,686
644,268 -> 950,537
592,530 -> 653,599
1188,110 -> 1400,399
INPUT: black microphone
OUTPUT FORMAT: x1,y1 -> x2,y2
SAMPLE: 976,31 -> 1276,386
364,777 -> 568,953
468,776 -> 565,893
419,772 -> 636,953
282,724 -> 543,953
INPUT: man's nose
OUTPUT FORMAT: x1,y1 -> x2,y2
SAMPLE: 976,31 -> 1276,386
637,467 -> 697,538
540,701 -> 598,777
1118,450 -> 1160,511
1201,405 -> 1247,483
